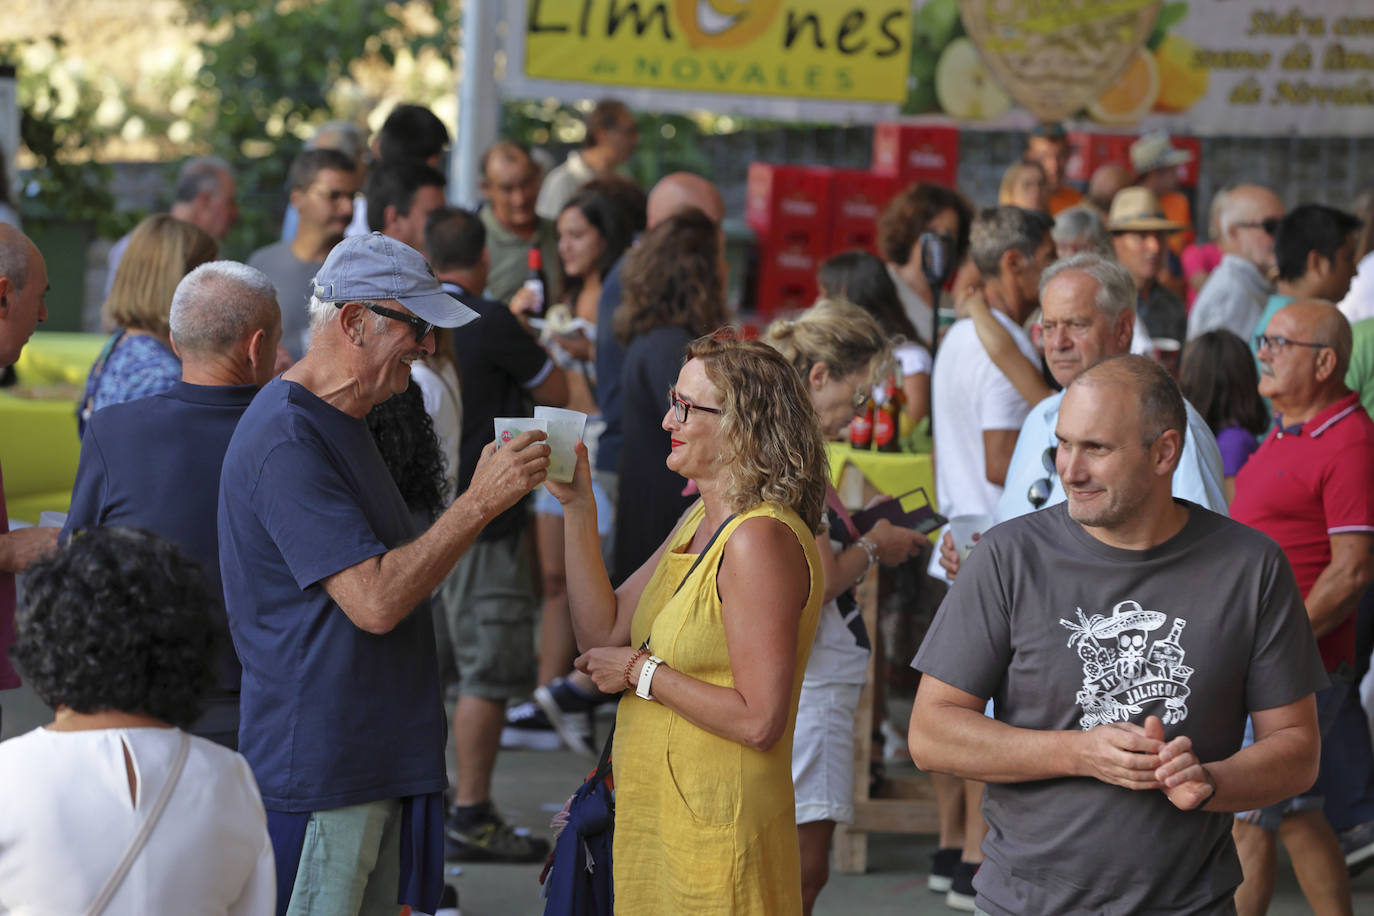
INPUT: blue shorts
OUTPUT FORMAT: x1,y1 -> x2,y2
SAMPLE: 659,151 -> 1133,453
533,478 -> 614,538
1235,674 -> 1344,832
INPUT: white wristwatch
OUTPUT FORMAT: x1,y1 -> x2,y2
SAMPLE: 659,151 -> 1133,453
636,655 -> 664,700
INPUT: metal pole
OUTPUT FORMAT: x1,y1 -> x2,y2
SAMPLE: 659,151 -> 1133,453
453,0 -> 499,209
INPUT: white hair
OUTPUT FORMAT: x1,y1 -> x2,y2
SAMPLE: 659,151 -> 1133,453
307,294 -> 389,337
169,261 -> 279,353
1051,206 -> 1114,257
1039,252 -> 1138,322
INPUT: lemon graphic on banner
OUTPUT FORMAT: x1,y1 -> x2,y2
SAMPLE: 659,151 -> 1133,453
675,0 -> 782,49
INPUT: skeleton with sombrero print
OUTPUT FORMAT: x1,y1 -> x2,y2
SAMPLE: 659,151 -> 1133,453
1060,599 -> 1194,729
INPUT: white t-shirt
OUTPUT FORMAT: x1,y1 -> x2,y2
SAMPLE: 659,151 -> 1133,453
1340,251 -> 1374,324
929,312 -> 1039,577
411,358 -> 463,500
0,727 -> 275,915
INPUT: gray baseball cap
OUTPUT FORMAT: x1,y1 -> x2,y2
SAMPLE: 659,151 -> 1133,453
312,232 -> 478,328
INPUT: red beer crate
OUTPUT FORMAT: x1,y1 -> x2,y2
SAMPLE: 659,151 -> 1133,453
829,169 -> 900,255
745,163 -> 833,240
871,123 -> 960,188
754,241 -> 823,319
1170,135 -> 1201,188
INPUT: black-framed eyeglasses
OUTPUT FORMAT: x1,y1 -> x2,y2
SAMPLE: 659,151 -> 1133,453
668,388 -> 722,423
1027,445 -> 1058,509
1254,334 -> 1329,355
851,388 -> 871,411
338,300 -> 434,343
1233,218 -> 1280,235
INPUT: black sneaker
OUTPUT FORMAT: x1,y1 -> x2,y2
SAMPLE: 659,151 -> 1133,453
500,700 -> 564,751
1340,819 -> 1374,875
445,810 -> 551,863
928,846 -> 961,893
946,861 -> 979,912
533,679 -> 596,757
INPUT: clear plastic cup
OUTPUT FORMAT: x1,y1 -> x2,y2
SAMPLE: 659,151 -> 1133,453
534,407 -> 588,483
948,513 -> 994,560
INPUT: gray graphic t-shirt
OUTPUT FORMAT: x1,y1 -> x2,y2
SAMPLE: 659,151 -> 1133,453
913,501 -> 1325,915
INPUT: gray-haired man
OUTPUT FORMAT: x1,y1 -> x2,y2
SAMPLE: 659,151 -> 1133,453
63,260 -> 281,748
104,156 -> 239,296
218,233 -> 549,914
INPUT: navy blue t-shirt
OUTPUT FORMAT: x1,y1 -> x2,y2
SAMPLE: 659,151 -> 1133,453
218,378 -> 447,811
62,381 -> 258,695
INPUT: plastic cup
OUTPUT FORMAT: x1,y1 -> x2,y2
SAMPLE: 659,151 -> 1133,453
948,513 -> 994,560
493,417 -> 548,451
534,406 -> 588,483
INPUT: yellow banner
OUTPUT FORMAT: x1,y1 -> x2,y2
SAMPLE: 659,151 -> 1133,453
523,1 -> 913,103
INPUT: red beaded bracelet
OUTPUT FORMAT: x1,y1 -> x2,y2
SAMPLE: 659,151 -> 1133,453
624,648 -> 648,690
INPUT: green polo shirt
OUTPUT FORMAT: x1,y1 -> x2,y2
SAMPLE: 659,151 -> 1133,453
479,207 -> 563,305
1347,317 -> 1374,421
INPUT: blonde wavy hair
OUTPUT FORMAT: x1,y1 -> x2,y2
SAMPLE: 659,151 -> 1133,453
763,298 -> 894,393
684,334 -> 828,533
104,214 -> 218,339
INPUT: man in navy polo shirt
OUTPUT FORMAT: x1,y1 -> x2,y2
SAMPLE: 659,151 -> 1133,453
219,233 -> 551,915
1232,300 -> 1374,911
62,261 -> 281,748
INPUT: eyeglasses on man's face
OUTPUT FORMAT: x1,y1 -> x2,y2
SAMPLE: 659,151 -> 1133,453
338,301 -> 434,344
1254,334 -> 1329,356
668,388 -> 722,423
1233,217 -> 1280,235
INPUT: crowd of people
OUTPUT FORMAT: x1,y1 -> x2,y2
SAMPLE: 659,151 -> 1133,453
0,99 -> 1373,916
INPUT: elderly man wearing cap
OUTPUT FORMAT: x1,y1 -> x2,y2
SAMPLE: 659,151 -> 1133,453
1188,185 -> 1286,343
1109,187 -> 1189,344
218,232 -> 550,915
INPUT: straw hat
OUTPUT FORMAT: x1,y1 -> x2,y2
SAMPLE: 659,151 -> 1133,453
1107,187 -> 1185,233
1129,132 -> 1193,175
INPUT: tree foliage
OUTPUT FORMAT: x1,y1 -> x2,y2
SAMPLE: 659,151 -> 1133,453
181,0 -> 456,256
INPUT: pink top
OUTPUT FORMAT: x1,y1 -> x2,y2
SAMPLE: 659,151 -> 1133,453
1181,242 -> 1223,309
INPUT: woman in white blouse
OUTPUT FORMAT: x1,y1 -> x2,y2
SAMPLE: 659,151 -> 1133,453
0,528 -> 274,915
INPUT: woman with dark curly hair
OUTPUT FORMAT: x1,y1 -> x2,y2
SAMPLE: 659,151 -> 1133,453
549,334 -> 828,913
365,377 -> 449,525
0,528 -> 273,914
610,207 -> 731,583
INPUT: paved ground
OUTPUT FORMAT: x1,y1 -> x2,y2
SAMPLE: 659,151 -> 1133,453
4,686 -> 1372,914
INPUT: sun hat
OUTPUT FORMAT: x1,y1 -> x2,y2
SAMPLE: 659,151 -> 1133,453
1129,132 -> 1193,175
312,232 -> 478,328
1107,187 -> 1185,233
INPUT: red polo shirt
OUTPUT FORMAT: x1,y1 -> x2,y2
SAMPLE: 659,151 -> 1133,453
1232,392 -> 1374,671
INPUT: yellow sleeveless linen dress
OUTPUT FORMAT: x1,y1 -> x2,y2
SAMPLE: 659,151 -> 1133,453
611,500 -> 823,915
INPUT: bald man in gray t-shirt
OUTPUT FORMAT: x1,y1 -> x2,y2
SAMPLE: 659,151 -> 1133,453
910,356 -> 1326,915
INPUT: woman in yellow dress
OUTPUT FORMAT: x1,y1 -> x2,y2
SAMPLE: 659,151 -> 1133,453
547,334 -> 829,913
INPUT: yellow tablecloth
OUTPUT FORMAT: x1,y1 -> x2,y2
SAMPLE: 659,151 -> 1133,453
14,331 -> 107,387
1,331 -> 102,523
828,444 -> 934,504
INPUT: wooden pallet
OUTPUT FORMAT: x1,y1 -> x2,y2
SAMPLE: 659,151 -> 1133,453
832,573 -> 939,873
